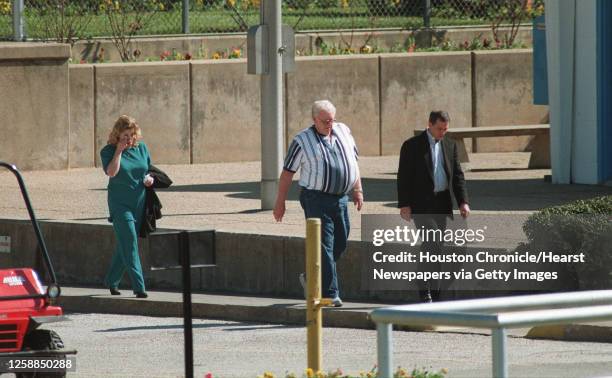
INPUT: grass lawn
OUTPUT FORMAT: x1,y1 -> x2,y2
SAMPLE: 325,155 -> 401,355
0,6 -> 491,40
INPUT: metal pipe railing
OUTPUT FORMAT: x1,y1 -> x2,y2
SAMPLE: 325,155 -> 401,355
370,290 -> 612,378
0,162 -> 57,286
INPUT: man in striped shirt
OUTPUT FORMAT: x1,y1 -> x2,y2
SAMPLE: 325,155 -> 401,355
273,100 -> 364,307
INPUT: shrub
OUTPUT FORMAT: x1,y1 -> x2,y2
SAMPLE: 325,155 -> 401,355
522,195 -> 612,289
25,0 -> 94,45
0,0 -> 11,15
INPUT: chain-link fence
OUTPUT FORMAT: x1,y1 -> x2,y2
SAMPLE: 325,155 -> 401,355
0,0 -> 539,41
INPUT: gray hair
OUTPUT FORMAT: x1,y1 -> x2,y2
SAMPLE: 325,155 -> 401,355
311,100 -> 336,119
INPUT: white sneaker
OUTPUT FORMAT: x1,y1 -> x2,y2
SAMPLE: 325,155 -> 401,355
331,296 -> 343,307
299,273 -> 307,299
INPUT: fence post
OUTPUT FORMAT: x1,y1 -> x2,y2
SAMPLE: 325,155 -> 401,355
182,0 -> 190,34
12,0 -> 24,41
306,218 -> 322,371
179,231 -> 194,378
492,328 -> 508,378
423,0 -> 431,28
377,322 -> 393,378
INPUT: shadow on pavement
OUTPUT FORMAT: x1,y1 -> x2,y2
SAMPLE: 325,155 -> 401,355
95,323 -> 297,333
160,178 -> 612,212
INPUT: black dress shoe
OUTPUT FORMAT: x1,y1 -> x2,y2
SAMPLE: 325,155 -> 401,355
419,289 -> 433,303
109,288 -> 121,295
135,292 -> 148,298
431,288 -> 441,302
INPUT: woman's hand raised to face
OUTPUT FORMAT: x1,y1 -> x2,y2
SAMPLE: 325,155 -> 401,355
116,140 -> 129,152
116,134 -> 132,153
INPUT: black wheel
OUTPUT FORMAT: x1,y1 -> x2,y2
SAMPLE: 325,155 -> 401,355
16,330 -> 66,378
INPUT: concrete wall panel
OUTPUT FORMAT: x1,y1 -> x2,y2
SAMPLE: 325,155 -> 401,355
191,60 -> 261,163
380,52 -> 472,155
94,61 -> 190,166
286,55 -> 380,156
473,50 -> 549,152
442,28 -> 533,49
0,218 -> 523,301
208,232 -> 288,295
69,65 -> 95,168
0,43 -> 71,170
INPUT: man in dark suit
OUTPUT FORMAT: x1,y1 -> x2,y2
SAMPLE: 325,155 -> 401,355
397,110 -> 470,302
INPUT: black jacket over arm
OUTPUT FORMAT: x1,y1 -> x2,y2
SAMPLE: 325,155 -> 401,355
397,131 -> 468,215
140,165 -> 173,237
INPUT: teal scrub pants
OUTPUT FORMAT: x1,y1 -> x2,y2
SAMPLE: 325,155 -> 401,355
104,215 -> 146,293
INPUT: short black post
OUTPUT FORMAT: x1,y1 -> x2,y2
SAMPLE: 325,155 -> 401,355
179,231 -> 194,378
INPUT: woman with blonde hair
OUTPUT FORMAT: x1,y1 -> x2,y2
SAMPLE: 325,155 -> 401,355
100,115 -> 153,298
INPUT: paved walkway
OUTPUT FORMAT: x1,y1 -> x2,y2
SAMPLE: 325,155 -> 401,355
1,153 -> 609,240
3,152 -> 612,343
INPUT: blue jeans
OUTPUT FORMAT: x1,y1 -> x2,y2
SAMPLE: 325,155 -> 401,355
299,188 -> 350,298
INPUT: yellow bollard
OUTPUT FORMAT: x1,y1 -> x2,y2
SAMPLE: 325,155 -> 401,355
306,218 -> 332,371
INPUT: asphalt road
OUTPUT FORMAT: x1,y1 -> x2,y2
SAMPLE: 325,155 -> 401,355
33,313 -> 612,378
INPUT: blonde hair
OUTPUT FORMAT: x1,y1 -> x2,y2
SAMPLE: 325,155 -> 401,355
107,115 -> 142,146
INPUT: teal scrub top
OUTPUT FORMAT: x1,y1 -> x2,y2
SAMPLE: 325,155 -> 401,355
100,142 -> 151,223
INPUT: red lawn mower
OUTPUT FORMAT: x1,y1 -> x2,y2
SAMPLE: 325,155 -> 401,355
0,162 -> 76,377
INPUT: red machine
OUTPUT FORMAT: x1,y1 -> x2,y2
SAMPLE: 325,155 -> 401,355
0,162 -> 75,377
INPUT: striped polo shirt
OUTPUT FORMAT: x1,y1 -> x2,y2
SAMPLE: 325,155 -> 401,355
283,122 -> 359,195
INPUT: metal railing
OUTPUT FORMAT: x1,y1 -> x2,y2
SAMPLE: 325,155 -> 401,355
1,0 -> 537,41
370,290 -> 612,378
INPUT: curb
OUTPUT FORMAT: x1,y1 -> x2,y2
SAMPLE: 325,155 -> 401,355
526,324 -> 612,343
58,293 -> 612,343
57,295 -> 376,330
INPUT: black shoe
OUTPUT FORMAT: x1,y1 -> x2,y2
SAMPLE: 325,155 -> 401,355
109,287 -> 121,295
419,290 -> 433,303
432,289 -> 442,302
135,292 -> 148,298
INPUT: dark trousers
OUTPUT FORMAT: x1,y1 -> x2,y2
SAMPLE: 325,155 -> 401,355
299,188 -> 350,298
413,190 -> 451,300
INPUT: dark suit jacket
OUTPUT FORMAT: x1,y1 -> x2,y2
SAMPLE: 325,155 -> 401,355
139,165 -> 173,237
397,130 -> 468,215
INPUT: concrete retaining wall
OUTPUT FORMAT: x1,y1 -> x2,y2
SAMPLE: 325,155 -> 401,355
380,52 -> 472,155
0,41 -> 547,170
191,59 -> 261,163
0,43 -> 71,170
75,35 -> 247,64
0,219 -> 214,291
473,50 -> 549,152
94,61 -> 191,166
72,27 -> 533,63
0,218 -> 444,302
69,64 -> 95,168
286,55 -> 380,155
